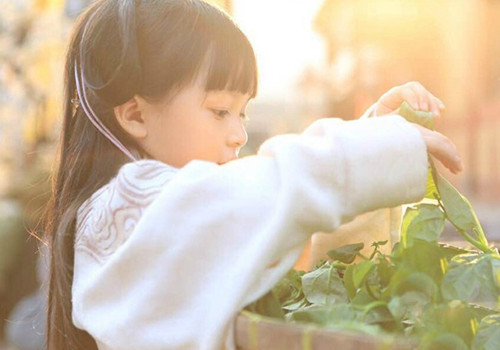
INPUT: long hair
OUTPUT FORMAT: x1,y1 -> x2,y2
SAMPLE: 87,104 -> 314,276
45,0 -> 258,348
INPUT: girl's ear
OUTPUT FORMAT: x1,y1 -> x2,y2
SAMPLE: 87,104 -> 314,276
114,96 -> 148,139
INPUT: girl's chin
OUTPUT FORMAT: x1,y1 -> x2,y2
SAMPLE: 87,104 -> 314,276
218,157 -> 237,165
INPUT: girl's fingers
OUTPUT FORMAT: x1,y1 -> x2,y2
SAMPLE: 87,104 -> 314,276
413,124 -> 463,174
437,97 -> 446,110
428,97 -> 441,118
427,93 -> 445,117
409,82 -> 429,111
376,82 -> 446,118
400,88 -> 420,111
407,82 -> 445,117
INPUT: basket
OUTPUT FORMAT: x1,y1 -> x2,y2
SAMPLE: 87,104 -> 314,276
234,311 -> 414,350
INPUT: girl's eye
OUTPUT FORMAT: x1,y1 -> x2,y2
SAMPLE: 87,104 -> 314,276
211,109 -> 230,118
211,109 -> 249,125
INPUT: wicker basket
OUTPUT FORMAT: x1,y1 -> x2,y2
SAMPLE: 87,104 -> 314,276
235,311 -> 414,350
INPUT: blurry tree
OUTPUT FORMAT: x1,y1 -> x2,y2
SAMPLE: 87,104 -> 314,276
311,0 -> 500,200
0,0 -> 68,342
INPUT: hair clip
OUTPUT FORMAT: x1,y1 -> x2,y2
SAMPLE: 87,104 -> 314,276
71,90 -> 80,116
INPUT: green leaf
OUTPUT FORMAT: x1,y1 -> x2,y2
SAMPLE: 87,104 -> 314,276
302,265 -> 348,306
435,172 -> 486,242
327,242 -> 364,264
424,168 -> 439,200
397,101 -> 435,130
472,314 -> 500,350
420,302 -> 494,347
282,297 -> 309,312
352,260 -> 375,289
244,290 -> 285,319
391,240 -> 461,285
286,304 -> 387,338
391,272 -> 438,299
371,240 -> 388,248
286,304 -> 361,326
377,257 -> 395,288
362,302 -> 394,325
388,291 -> 429,323
442,254 -> 500,310
343,264 -> 357,300
402,204 -> 445,247
386,273 -> 437,323
272,269 -> 305,309
418,332 -> 469,350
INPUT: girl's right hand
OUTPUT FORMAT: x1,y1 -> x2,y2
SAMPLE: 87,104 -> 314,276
411,123 -> 463,174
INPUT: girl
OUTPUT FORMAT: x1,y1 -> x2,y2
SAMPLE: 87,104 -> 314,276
45,0 -> 462,349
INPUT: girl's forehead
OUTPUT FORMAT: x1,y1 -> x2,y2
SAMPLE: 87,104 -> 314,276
202,89 -> 252,104
206,90 -> 250,99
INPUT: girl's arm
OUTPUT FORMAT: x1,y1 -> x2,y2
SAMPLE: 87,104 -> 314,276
72,115 -> 429,349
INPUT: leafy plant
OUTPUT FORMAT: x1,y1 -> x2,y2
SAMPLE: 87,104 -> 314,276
246,104 -> 500,349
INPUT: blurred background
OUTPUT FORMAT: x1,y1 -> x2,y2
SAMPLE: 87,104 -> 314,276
1,0 -> 500,348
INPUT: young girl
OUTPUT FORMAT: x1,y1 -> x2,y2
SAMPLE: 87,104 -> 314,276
45,0 -> 463,349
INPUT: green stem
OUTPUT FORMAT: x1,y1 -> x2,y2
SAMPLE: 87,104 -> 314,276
435,194 -> 494,254
361,301 -> 387,321
368,247 -> 379,261
364,278 -> 379,300
331,262 -> 347,270
358,253 -> 370,261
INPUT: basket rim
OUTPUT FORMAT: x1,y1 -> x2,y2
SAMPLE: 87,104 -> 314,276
235,310 -> 416,350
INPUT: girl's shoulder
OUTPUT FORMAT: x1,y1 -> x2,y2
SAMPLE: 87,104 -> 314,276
74,159 -> 177,263
118,159 -> 179,190
81,159 -> 177,213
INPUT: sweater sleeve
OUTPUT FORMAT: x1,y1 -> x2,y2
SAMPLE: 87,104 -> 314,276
72,115 -> 428,350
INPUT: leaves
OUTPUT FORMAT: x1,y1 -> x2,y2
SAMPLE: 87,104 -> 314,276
441,254 -> 500,310
418,332 -> 469,350
401,204 -> 445,247
286,304 -> 387,338
246,103 -> 500,348
435,173 -> 483,236
419,301 -> 494,347
327,242 -> 364,264
244,290 -> 284,319
302,264 -> 348,306
424,169 -> 439,200
472,315 -> 500,350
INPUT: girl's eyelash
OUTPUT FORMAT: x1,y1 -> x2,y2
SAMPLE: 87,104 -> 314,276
211,109 -> 250,123
212,109 -> 230,118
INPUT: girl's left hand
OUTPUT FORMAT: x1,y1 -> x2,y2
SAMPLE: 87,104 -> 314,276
375,81 -> 445,117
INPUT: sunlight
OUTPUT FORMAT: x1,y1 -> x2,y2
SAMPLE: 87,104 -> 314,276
233,0 -> 325,101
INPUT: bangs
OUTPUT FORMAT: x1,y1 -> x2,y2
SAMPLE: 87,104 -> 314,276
200,23 -> 258,98
138,1 -> 258,101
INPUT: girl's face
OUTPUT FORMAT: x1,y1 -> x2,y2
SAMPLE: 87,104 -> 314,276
138,84 -> 251,168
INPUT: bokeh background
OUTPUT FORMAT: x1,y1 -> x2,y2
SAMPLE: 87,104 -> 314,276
1,0 -> 500,348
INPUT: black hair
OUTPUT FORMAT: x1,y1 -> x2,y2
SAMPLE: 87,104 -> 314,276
45,1 -> 257,348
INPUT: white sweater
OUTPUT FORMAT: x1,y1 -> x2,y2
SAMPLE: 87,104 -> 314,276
72,115 -> 428,350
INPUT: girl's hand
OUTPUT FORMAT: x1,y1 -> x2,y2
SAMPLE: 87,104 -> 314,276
376,81 -> 461,173
376,81 -> 445,117
412,124 -> 463,174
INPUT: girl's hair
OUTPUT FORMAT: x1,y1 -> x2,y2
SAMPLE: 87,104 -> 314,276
45,0 -> 258,348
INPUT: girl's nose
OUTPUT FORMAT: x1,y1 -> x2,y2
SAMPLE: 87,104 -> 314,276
227,117 -> 248,149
